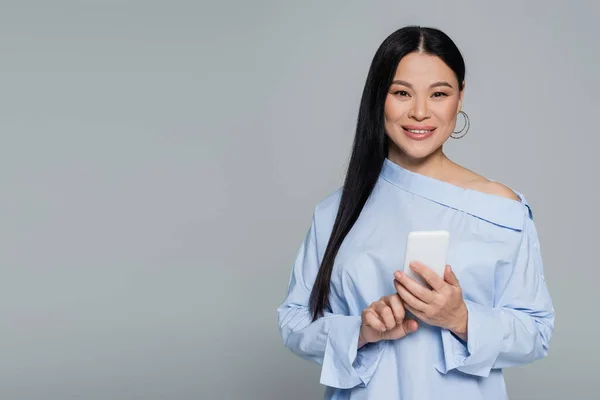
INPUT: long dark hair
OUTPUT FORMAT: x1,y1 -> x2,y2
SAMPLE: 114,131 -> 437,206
309,26 -> 466,321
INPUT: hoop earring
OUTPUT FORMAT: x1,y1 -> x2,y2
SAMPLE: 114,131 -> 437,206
451,110 -> 470,139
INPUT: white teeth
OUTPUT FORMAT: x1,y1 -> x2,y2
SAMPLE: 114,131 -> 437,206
408,129 -> 431,134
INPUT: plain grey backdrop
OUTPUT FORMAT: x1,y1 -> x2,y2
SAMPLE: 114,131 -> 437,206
1,0 -> 598,399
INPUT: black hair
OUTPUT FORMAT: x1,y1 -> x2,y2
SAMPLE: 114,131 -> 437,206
309,26 -> 466,321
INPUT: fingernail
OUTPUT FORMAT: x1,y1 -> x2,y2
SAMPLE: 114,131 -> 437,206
394,271 -> 402,280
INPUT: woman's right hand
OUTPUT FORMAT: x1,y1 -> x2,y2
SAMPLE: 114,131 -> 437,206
359,294 -> 418,348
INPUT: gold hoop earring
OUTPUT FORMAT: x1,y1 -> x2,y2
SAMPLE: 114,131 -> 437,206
451,110 -> 470,139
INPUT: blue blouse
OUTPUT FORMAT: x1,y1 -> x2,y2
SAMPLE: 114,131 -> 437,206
277,158 -> 554,400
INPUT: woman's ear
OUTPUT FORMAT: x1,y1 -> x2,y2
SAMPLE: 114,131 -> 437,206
457,81 -> 466,113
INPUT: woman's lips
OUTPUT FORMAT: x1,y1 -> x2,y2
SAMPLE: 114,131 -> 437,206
402,126 -> 437,141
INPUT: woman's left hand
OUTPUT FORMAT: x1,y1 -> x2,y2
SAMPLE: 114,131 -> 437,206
394,262 -> 468,340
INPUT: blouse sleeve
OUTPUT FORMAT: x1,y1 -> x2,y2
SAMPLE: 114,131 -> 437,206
277,212 -> 385,389
438,203 -> 555,377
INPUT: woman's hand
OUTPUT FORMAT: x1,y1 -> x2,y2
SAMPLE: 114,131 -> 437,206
359,294 -> 418,348
394,262 -> 468,341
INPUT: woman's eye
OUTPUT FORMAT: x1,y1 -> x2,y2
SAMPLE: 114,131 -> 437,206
432,92 -> 448,98
395,90 -> 409,96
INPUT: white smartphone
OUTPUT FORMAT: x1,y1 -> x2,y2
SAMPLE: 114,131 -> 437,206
403,230 -> 450,287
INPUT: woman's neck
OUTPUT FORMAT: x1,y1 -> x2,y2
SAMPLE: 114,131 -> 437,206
387,148 -> 454,181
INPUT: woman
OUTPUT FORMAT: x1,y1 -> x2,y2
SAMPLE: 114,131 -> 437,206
277,26 -> 554,399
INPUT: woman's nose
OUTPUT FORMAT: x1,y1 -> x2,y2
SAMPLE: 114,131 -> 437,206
409,98 -> 430,120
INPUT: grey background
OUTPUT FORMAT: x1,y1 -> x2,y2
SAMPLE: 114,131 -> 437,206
1,0 -> 598,399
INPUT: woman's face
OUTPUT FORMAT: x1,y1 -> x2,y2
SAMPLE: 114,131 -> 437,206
384,52 -> 464,162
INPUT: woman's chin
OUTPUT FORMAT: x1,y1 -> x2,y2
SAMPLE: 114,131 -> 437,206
388,141 -> 442,163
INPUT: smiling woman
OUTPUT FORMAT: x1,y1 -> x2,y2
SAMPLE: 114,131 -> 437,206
276,26 -> 553,400
385,53 -> 464,158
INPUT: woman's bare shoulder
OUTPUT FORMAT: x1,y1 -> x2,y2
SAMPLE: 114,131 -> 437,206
470,180 -> 520,201
451,164 -> 520,201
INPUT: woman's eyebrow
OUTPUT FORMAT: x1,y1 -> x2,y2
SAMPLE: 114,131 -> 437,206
391,80 -> 454,89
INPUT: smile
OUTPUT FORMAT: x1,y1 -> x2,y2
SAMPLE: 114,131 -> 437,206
402,126 -> 437,140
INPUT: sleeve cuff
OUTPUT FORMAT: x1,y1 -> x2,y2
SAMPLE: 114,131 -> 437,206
319,316 -> 385,389
436,300 -> 504,377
